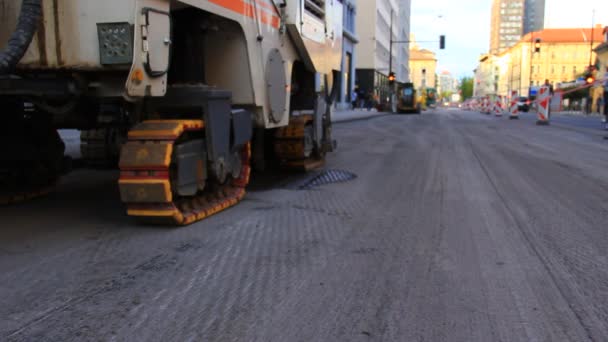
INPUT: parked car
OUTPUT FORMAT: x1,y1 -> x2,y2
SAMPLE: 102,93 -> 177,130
517,96 -> 530,112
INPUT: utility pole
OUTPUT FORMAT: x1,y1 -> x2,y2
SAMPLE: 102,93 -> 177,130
389,9 -> 393,78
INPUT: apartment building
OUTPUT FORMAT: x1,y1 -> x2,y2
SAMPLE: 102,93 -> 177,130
477,26 -> 604,98
355,0 -> 411,106
490,0 -> 526,54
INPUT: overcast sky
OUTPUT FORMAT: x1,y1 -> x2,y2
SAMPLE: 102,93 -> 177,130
410,0 -> 608,79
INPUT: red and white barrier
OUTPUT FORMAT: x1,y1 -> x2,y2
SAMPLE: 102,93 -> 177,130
536,85 -> 550,125
509,91 -> 519,119
494,96 -> 504,117
483,97 -> 491,114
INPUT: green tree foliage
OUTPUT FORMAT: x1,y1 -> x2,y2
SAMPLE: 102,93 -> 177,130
459,77 -> 474,100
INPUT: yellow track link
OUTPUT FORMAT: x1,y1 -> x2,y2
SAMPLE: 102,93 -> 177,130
118,120 -> 251,225
274,114 -> 325,171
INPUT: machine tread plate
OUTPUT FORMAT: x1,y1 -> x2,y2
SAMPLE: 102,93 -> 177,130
119,120 -> 250,225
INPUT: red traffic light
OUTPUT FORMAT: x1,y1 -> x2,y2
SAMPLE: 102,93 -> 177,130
586,76 -> 594,84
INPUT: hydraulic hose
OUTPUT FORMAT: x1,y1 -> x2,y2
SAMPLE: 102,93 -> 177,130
0,0 -> 42,74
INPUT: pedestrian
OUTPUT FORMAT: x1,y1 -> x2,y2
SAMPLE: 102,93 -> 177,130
351,87 -> 358,110
357,87 -> 365,109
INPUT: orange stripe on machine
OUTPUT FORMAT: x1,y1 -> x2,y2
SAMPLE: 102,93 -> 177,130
208,0 -> 280,28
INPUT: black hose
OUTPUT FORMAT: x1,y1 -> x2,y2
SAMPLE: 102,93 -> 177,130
0,0 -> 42,74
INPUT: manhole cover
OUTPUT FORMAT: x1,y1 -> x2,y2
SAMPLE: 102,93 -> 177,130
298,169 -> 357,190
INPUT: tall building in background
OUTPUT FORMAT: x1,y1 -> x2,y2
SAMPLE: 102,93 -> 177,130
355,0 -> 411,107
490,0 -> 525,54
523,0 -> 545,34
438,71 -> 456,95
397,1 -> 412,83
336,0 -> 359,110
490,0 -> 546,54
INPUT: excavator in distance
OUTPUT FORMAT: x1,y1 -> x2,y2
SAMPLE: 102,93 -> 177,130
0,0 -> 343,225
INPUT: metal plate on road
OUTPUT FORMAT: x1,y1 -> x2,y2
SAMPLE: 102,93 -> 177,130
298,169 -> 357,190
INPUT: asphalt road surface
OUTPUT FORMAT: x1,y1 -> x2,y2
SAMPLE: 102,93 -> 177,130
2,109 -> 608,341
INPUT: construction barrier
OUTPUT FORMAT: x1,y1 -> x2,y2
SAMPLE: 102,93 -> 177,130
494,96 -> 504,117
483,96 -> 491,114
509,91 -> 519,119
536,85 -> 550,125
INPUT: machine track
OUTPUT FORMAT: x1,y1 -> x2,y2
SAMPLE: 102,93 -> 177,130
274,114 -> 325,171
0,126 -> 65,205
80,128 -> 127,167
118,120 -> 250,225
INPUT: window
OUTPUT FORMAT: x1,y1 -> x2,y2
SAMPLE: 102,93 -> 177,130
562,66 -> 566,74
305,0 -> 325,20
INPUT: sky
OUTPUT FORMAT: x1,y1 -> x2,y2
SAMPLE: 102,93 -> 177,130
410,0 -> 608,79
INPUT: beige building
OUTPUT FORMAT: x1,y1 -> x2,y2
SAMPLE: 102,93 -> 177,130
592,26 -> 608,113
477,25 -> 604,98
409,40 -> 437,91
594,26 -> 608,82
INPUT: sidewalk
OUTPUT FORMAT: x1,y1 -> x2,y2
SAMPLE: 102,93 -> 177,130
332,108 -> 389,123
553,110 -> 604,118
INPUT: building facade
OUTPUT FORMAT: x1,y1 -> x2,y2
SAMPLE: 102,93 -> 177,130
355,0 -> 411,107
409,40 -> 437,91
335,0 -> 359,110
523,0 -> 545,34
397,1 -> 412,83
478,26 -> 604,98
592,26 -> 608,112
490,0 -> 525,54
438,71 -> 457,95
594,27 -> 608,82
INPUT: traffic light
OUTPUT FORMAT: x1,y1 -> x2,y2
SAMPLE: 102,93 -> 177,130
388,72 -> 396,85
584,65 -> 596,84
439,35 -> 445,49
534,38 -> 541,53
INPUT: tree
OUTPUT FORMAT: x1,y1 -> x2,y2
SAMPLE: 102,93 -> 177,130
440,91 -> 453,102
459,77 -> 474,100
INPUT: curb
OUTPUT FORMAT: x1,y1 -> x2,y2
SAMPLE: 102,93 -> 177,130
332,112 -> 392,124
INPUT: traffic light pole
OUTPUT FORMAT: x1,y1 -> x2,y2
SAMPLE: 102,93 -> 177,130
389,9 -> 393,80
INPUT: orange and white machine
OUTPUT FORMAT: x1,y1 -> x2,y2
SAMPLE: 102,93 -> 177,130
0,0 -> 343,225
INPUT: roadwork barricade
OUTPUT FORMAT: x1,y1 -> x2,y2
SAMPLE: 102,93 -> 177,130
536,85 -> 550,125
509,91 -> 519,119
494,96 -> 504,117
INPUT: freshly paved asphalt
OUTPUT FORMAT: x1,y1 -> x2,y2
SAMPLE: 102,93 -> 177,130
2,108 -> 608,341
